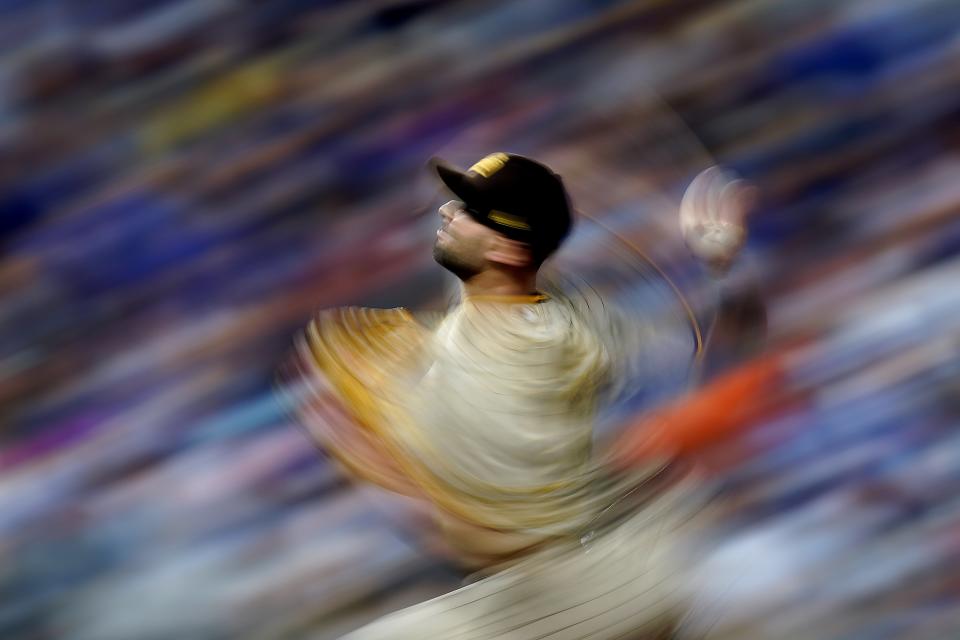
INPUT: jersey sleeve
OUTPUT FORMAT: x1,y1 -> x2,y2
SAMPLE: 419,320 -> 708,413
556,280 -> 702,408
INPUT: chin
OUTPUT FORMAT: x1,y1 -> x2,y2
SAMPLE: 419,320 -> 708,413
433,247 -> 478,280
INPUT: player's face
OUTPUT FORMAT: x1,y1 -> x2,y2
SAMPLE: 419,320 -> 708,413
433,200 -> 497,280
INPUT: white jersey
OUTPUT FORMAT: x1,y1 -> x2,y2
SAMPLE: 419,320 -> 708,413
293,290 -> 708,639
411,295 -> 608,513
296,289 -> 696,546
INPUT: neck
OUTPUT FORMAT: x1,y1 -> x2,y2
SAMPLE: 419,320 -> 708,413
461,269 -> 538,299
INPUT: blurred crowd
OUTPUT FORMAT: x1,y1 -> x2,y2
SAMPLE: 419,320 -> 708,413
1,0 -> 959,638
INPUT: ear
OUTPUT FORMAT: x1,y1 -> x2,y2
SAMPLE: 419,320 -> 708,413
486,236 -> 532,268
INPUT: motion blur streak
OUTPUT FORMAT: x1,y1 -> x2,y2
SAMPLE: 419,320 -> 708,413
1,1 -> 959,639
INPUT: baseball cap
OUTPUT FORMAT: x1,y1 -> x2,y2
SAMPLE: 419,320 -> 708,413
430,152 -> 573,260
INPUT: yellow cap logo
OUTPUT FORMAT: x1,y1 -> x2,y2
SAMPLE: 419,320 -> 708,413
469,152 -> 509,178
488,209 -> 530,230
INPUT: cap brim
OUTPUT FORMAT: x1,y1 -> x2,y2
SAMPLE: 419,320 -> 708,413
429,157 -> 481,206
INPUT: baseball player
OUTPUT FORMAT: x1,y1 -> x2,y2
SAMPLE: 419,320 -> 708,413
288,152 -> 755,638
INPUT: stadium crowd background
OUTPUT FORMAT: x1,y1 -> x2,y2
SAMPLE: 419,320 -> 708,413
1,0 -> 959,638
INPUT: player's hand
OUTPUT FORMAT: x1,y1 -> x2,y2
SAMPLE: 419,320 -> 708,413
680,167 -> 757,274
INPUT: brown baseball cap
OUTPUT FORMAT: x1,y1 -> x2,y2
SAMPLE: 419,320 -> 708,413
430,152 -> 573,260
